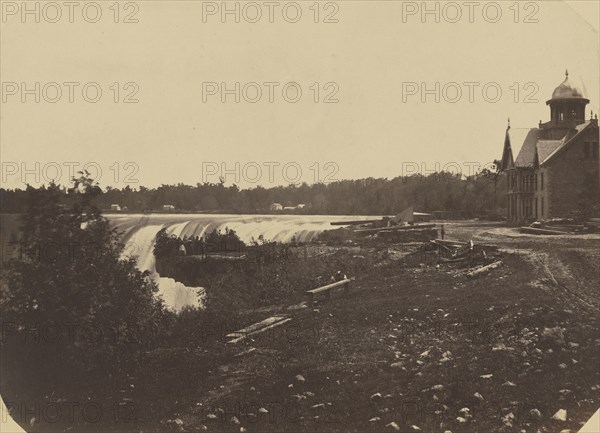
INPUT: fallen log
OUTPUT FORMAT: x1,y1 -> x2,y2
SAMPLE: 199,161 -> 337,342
519,227 -> 568,235
432,238 -> 468,246
330,219 -> 386,226
354,224 -> 436,234
466,261 -> 502,278
226,315 -> 291,344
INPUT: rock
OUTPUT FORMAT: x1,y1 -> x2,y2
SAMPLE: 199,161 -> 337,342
529,408 -> 542,420
480,374 -> 493,379
501,381 -> 517,387
305,391 -> 315,397
410,426 -> 422,431
542,327 -> 565,345
474,392 -> 484,401
295,374 -> 306,383
240,428 -> 247,433
370,393 -> 383,402
259,407 -> 269,414
493,343 -> 515,351
552,409 -> 567,421
390,361 -> 404,369
206,414 -> 217,420
231,416 -> 240,425
559,363 -> 567,369
386,421 -> 401,431
369,417 -> 381,422
311,403 -> 325,409
420,350 -> 430,357
431,384 -> 444,391
456,417 -> 467,423
502,412 -> 515,428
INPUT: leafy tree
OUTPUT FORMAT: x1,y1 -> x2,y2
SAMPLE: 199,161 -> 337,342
1,173 -> 167,396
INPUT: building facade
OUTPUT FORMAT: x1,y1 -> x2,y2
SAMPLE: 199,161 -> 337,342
500,71 -> 599,225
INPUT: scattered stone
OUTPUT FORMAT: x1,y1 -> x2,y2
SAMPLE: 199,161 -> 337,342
311,403 -> 325,409
474,392 -> 484,401
529,409 -> 542,420
259,408 -> 269,414
295,374 -> 306,383
240,428 -> 247,433
206,414 -> 217,420
386,421 -> 401,431
542,327 -> 565,345
370,393 -> 383,402
431,384 -> 444,391
369,417 -> 381,422
552,409 -> 567,421
502,412 -> 515,428
501,381 -> 517,387
231,416 -> 240,425
410,426 -> 422,431
480,374 -> 493,379
456,417 -> 467,423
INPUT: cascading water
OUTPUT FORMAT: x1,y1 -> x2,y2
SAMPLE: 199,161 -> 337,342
109,214 -> 376,311
123,223 -> 204,311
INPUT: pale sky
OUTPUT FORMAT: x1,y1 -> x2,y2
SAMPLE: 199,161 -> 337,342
1,0 -> 599,189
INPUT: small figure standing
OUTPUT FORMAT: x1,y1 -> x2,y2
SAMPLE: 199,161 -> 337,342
440,224 -> 446,240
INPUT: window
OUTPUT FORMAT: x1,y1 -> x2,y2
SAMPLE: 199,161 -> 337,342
584,142 -> 590,160
541,172 -> 544,191
541,197 -> 544,217
560,112 -> 564,121
593,142 -> 599,161
535,198 -> 538,218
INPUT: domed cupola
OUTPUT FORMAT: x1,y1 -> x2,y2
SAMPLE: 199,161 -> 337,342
546,70 -> 589,127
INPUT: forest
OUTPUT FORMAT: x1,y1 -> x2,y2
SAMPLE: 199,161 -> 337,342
0,170 -> 506,217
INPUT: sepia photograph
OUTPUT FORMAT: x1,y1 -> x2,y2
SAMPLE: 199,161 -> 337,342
1,1 -> 599,432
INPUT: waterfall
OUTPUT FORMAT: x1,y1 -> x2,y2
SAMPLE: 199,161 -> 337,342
109,214 -> 377,311
123,223 -> 204,311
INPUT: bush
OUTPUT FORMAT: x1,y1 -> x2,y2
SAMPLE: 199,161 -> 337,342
0,174 -> 168,398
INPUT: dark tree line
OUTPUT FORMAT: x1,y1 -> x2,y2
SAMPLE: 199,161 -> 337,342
1,171 -> 507,216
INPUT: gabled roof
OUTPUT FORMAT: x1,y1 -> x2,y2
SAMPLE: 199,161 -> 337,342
536,139 -> 564,164
541,121 -> 596,166
510,128 -> 539,168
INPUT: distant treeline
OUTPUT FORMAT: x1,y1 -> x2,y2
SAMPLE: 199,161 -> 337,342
0,171 -> 506,216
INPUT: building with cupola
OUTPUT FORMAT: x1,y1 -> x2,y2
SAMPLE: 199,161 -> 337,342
500,71 -> 599,224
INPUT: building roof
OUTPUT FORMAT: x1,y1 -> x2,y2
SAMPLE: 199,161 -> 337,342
550,71 -> 586,100
540,121 -> 595,165
503,121 -> 596,170
510,128 -> 539,167
536,139 -> 564,164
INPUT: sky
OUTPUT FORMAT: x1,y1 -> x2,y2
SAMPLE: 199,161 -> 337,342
1,0 -> 599,189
